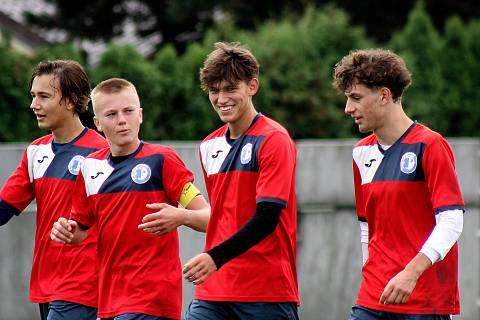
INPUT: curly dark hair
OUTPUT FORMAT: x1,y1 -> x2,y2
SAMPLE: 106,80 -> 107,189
200,42 -> 259,91
333,49 -> 412,102
30,60 -> 91,114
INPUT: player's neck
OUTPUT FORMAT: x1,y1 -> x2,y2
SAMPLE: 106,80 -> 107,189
110,138 -> 141,157
228,106 -> 258,140
51,117 -> 85,144
375,105 -> 413,145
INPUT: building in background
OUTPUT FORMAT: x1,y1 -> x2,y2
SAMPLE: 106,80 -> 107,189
0,0 -> 161,64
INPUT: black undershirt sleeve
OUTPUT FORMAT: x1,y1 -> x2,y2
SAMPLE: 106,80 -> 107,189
207,201 -> 283,270
0,199 -> 20,226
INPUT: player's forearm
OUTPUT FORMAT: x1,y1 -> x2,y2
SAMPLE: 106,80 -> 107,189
182,207 -> 210,232
183,195 -> 210,232
403,252 -> 432,280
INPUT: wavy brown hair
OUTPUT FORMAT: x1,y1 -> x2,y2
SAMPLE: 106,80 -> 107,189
200,42 -> 259,91
333,49 -> 412,102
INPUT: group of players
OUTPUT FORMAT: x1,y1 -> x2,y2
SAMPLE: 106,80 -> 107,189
0,42 -> 464,320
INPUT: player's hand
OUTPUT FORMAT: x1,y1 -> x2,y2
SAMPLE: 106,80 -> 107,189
379,269 -> 419,305
50,217 -> 77,244
183,253 -> 217,285
138,203 -> 185,236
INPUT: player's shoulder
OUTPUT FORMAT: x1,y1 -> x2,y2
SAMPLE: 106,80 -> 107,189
254,115 -> 289,135
202,125 -> 228,143
74,129 -> 108,149
30,134 -> 53,146
354,133 -> 377,148
406,123 -> 445,145
85,146 -> 110,160
139,142 -> 181,159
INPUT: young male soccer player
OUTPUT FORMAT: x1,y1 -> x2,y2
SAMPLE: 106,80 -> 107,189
50,78 -> 210,320
0,60 -> 107,319
182,42 -> 299,320
333,49 -> 464,319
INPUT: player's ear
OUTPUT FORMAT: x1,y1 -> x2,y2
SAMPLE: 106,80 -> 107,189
139,107 -> 143,125
379,87 -> 392,105
93,116 -> 102,132
247,78 -> 259,96
65,98 -> 76,111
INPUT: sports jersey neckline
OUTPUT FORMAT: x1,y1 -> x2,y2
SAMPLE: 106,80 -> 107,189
377,121 -> 417,155
107,141 -> 144,167
51,127 -> 88,153
225,113 -> 262,145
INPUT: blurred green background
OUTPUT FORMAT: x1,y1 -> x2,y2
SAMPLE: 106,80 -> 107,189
1,0 -> 479,141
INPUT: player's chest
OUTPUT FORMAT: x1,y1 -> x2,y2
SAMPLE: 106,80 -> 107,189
82,155 -> 165,196
200,135 -> 265,177
28,144 -> 94,181
354,142 -> 426,185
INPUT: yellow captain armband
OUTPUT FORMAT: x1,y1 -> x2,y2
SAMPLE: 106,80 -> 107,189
179,182 -> 201,208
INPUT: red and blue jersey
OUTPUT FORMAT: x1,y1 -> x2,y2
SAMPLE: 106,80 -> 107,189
196,114 -> 299,303
0,128 -> 107,307
71,142 -> 193,319
353,123 -> 464,314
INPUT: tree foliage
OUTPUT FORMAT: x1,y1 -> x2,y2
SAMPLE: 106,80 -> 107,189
0,5 -> 479,142
25,0 -> 480,50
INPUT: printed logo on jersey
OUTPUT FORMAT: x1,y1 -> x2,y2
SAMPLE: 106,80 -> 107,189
200,136 -> 231,175
353,145 -> 384,185
27,144 -> 56,182
400,152 -> 417,174
91,171 -> 104,179
212,150 -> 223,158
68,155 -> 85,175
131,164 -> 152,184
37,156 -> 48,163
240,143 -> 253,164
365,159 -> 376,167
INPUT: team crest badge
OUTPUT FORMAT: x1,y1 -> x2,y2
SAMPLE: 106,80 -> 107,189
240,143 -> 253,164
68,155 -> 85,175
131,164 -> 151,184
400,152 -> 417,174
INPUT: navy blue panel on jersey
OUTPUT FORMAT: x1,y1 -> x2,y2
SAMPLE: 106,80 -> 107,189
219,135 -> 265,174
434,205 -> 465,215
372,142 -> 426,182
44,145 -> 99,181
98,154 -> 165,194
256,197 -> 287,208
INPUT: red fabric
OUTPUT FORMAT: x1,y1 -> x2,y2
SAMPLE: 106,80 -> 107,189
196,115 -> 299,303
0,129 -> 107,307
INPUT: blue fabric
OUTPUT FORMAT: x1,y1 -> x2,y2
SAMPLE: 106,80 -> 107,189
38,301 -> 97,320
185,299 -> 299,320
350,305 -> 452,320
102,313 -> 171,320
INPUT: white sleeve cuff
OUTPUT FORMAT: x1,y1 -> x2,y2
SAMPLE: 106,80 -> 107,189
359,221 -> 369,264
420,209 -> 463,262
420,246 -> 441,264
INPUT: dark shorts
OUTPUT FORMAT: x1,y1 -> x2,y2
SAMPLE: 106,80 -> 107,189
39,300 -> 97,320
185,299 -> 299,320
102,313 -> 172,320
350,305 -> 452,320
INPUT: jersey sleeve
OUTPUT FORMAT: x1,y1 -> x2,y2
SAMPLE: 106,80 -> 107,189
70,170 -> 94,227
423,136 -> 464,214
353,160 -> 367,221
162,150 -> 195,204
256,132 -> 296,208
0,148 -> 35,212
